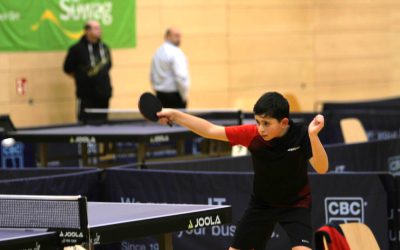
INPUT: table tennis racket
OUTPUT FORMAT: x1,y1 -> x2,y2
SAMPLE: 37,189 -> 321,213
138,92 -> 172,126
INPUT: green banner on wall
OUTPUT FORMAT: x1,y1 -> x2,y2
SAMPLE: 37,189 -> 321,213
0,0 -> 136,51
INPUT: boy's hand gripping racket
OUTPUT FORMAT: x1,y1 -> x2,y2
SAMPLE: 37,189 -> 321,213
138,92 -> 172,126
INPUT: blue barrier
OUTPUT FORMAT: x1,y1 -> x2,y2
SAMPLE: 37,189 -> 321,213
0,168 -> 104,201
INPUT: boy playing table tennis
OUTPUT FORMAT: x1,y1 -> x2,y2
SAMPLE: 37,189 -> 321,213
157,92 -> 328,250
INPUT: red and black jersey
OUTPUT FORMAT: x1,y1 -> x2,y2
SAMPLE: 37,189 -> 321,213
225,120 -> 312,208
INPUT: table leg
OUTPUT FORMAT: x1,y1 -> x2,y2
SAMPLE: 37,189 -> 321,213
98,142 -> 104,155
217,141 -> 224,155
177,139 -> 185,156
137,143 -> 146,164
157,233 -> 173,250
81,143 -> 89,166
39,143 -> 48,167
209,140 -> 217,155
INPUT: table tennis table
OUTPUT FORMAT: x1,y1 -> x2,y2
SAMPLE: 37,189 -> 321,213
0,195 -> 232,250
6,114 -> 241,166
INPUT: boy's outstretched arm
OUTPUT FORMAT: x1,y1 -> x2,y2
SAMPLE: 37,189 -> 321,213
157,108 -> 229,142
308,114 -> 329,174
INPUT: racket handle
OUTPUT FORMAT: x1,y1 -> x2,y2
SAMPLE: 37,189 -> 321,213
167,120 -> 173,127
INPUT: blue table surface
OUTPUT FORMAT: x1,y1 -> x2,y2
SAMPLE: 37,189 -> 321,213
0,202 -> 230,240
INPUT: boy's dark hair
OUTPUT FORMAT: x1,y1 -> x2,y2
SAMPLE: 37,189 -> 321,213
253,92 -> 289,121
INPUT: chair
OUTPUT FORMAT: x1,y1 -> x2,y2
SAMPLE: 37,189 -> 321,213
339,223 -> 380,250
1,142 -> 24,169
0,115 -> 23,168
340,118 -> 368,144
284,93 -> 301,112
315,223 -> 380,250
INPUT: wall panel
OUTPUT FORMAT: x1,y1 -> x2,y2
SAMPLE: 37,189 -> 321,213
0,0 -> 399,126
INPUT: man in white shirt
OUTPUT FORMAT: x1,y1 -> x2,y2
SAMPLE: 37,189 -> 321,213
150,27 -> 190,108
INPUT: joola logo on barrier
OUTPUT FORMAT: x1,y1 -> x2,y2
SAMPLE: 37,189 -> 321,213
21,242 -> 40,250
325,197 -> 365,223
69,136 -> 96,144
150,135 -> 169,143
59,231 -> 84,238
188,215 -> 221,229
59,231 -> 84,245
178,197 -> 234,238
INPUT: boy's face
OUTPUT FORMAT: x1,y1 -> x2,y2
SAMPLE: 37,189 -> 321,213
254,115 -> 289,141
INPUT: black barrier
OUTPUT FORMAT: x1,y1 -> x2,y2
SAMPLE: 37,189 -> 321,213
144,155 -> 253,172
322,110 -> 400,143
326,137 -> 400,173
197,110 -> 243,125
395,175 -> 400,249
321,97 -> 400,143
322,97 -> 400,111
104,169 -> 291,250
310,173 -> 389,250
245,110 -> 400,144
0,168 -> 97,180
39,143 -> 80,166
380,174 -> 399,250
119,136 -> 400,175
6,109 -> 400,168
104,169 -> 389,250
244,112 -> 335,145
243,112 -> 316,124
0,168 -> 392,249
0,169 -> 104,201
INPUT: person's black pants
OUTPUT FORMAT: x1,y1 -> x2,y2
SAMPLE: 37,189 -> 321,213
78,97 -> 110,124
156,91 -> 187,108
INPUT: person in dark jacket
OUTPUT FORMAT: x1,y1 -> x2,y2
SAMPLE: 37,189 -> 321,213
64,20 -> 112,124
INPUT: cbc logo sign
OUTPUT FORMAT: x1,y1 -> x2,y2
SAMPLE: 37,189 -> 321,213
388,155 -> 400,174
325,197 -> 365,224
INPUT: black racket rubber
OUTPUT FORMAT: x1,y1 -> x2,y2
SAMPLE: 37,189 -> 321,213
138,92 -> 162,122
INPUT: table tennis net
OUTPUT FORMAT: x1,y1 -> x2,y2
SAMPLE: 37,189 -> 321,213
0,195 -> 85,229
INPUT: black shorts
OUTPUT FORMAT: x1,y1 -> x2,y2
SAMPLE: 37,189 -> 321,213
232,203 -> 312,250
